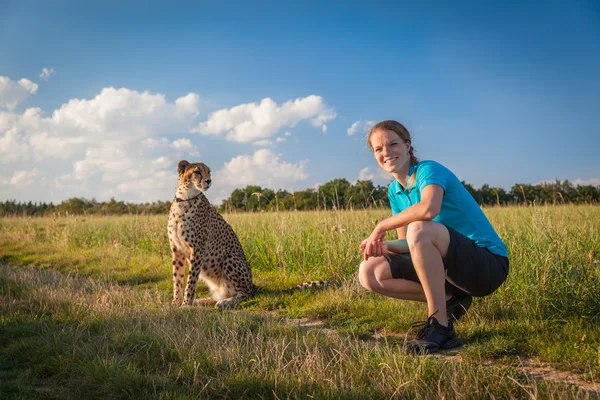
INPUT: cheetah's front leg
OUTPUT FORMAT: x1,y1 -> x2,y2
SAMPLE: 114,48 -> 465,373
170,244 -> 187,306
183,256 -> 202,305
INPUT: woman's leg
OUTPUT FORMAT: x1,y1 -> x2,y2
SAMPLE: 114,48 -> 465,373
405,220 -> 451,326
358,256 -> 428,302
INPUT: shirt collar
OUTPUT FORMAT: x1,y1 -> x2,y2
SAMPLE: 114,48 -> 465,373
395,163 -> 417,194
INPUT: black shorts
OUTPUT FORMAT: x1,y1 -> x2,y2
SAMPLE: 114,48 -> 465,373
384,227 -> 509,297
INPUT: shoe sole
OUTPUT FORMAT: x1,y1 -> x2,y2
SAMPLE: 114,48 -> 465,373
406,337 -> 461,355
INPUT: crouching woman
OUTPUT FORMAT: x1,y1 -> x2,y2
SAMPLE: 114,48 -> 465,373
358,120 -> 509,354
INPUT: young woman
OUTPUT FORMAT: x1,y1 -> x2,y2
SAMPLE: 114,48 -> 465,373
358,120 -> 509,354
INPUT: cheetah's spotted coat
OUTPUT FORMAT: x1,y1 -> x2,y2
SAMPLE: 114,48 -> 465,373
168,160 -> 328,309
168,160 -> 257,308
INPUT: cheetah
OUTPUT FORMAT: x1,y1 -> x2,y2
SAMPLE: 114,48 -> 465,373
168,160 -> 328,309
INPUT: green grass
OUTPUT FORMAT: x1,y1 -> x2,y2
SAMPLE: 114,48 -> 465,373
1,205 -> 599,398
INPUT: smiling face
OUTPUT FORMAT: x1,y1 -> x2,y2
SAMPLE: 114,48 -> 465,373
369,129 -> 412,177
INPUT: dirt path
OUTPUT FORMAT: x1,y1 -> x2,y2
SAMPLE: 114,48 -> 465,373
292,317 -> 600,395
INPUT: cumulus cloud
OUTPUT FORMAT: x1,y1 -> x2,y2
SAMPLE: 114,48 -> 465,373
9,169 -> 40,186
347,119 -> 376,136
571,178 -> 600,187
0,83 -> 203,202
141,137 -> 199,156
1,78 -> 334,204
209,149 -> 309,204
142,137 -> 170,149
117,170 -> 177,194
175,93 -> 200,117
347,121 -> 360,136
0,76 -> 38,111
49,87 -> 199,138
355,166 -> 395,184
216,149 -> 308,186
357,167 -> 376,181
192,95 -> 336,142
18,79 -> 38,94
171,138 -> 199,156
0,87 -> 201,166
40,67 -> 55,81
152,156 -> 172,169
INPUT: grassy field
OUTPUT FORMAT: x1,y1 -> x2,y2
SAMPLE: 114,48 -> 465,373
1,205 -> 599,399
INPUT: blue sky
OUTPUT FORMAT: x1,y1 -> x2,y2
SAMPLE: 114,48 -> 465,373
1,0 -> 599,205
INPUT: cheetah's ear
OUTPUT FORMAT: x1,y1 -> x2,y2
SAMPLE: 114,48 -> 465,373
177,160 -> 190,175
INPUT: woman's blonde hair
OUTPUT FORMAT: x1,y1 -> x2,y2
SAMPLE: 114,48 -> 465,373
367,120 -> 419,191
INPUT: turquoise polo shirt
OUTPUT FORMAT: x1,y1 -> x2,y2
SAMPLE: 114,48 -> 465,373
388,160 -> 508,258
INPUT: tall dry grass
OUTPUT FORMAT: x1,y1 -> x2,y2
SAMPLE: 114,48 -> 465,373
1,205 -> 599,398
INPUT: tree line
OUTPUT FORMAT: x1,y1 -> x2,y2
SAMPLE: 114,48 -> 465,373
218,179 -> 600,212
1,179 -> 598,217
0,197 -> 172,217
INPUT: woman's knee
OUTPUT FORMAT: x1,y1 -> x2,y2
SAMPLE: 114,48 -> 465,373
358,258 -> 380,291
406,220 -> 431,245
406,220 -> 450,257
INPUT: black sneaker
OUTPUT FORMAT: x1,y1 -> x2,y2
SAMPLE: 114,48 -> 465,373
446,294 -> 472,323
406,317 -> 461,354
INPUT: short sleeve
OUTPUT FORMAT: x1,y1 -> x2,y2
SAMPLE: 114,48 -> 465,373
416,161 -> 448,193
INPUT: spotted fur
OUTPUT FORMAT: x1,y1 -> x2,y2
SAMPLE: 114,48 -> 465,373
168,160 -> 328,309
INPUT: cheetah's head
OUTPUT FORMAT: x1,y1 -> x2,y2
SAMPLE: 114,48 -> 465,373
177,160 -> 212,195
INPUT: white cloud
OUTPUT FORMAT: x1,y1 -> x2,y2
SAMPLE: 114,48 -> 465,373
117,170 -> 177,195
48,87 -> 199,138
69,145 -> 134,182
0,124 -> 31,163
152,156 -> 172,169
0,79 -> 338,204
217,149 -> 309,186
253,139 -> 273,146
18,79 -> 38,94
192,95 -> 336,142
571,178 -> 600,187
29,132 -> 87,160
142,137 -> 199,156
357,167 -> 375,181
0,76 -> 38,111
347,119 -> 376,136
347,121 -> 360,136
1,86 -> 201,162
171,138 -> 199,156
0,82 -> 204,202
9,168 -> 40,186
209,149 -> 309,205
275,137 -> 286,143
142,137 -> 170,149
39,67 -> 55,81
175,93 -> 200,117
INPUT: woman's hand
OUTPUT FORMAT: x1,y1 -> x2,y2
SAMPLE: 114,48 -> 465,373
360,227 -> 387,260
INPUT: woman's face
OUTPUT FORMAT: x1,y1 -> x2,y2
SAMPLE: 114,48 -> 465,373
369,129 -> 411,175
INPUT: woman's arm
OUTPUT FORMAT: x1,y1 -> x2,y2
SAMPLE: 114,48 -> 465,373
383,239 -> 409,254
382,226 -> 408,254
375,184 -> 444,233
362,185 -> 444,259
